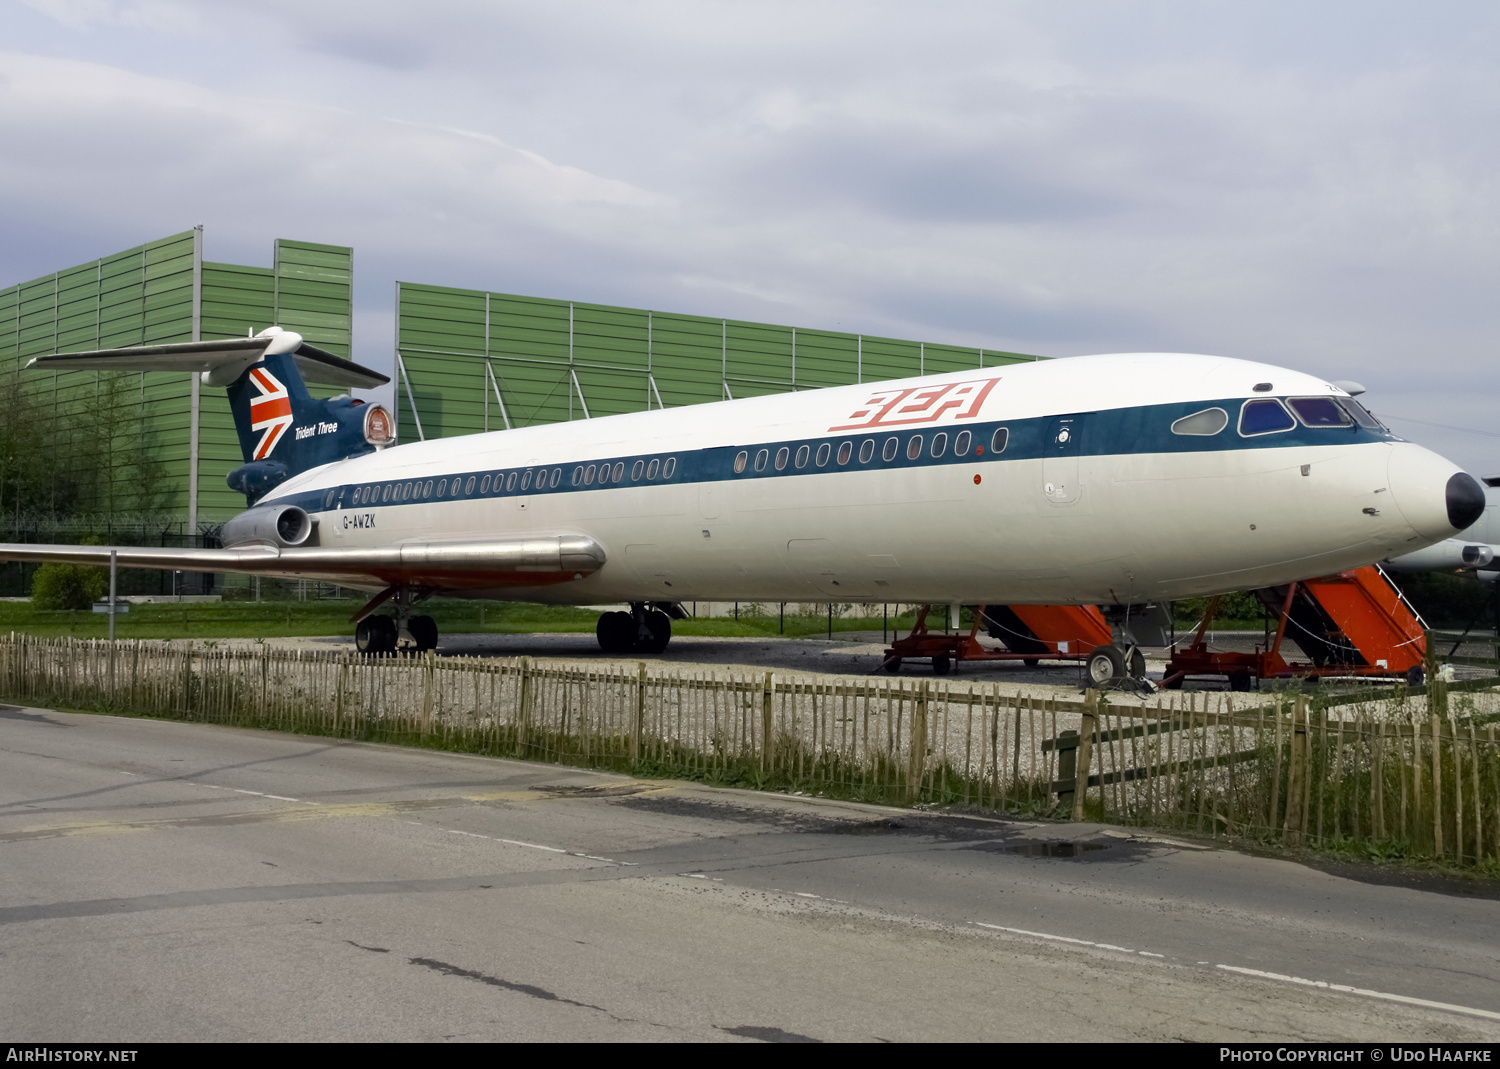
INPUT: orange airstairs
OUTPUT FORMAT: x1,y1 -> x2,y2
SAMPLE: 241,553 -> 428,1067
882,603 -> 1110,674
1163,565 -> 1427,689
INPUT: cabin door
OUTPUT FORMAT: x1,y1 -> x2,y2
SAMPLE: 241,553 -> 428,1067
1042,415 -> 1084,506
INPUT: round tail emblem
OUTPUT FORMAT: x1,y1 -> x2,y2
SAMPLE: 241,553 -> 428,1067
363,404 -> 394,446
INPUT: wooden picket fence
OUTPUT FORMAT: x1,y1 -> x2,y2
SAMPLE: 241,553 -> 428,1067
1,634 -> 1496,865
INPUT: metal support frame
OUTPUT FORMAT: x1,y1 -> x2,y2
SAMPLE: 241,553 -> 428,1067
188,225 -> 203,541
485,361 -> 512,430
395,352 -> 425,441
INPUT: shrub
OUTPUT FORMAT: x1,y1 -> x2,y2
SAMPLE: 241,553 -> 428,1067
31,563 -> 108,610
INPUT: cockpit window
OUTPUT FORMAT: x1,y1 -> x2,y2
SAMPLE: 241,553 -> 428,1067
1288,397 -> 1353,428
1239,398 -> 1296,436
1171,408 -> 1229,436
1336,396 -> 1383,430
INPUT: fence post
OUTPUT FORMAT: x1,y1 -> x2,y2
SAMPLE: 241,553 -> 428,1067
632,662 -> 646,763
1431,712 -> 1444,858
1073,691 -> 1097,821
1283,696 -> 1307,844
908,680 -> 929,802
761,672 -> 774,774
335,653 -> 347,735
1055,730 -> 1078,812
517,656 -> 533,754
421,649 -> 435,736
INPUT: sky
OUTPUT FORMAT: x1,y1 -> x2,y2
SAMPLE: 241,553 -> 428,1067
2,0 -> 1498,473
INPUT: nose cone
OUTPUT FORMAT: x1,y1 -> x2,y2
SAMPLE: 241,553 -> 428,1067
1388,444 -> 1483,541
1447,472 -> 1486,532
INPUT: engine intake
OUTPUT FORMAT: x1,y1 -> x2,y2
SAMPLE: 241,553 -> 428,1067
221,504 -> 315,549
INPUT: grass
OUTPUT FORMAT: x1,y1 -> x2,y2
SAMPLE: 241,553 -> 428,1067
0,598 -> 928,642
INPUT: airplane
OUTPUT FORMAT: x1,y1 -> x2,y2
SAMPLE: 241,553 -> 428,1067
1384,476 -> 1500,581
0,327 -> 1485,688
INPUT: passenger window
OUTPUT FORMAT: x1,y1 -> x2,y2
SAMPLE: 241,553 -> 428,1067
991,427 -> 1009,454
521,470 -> 533,491
464,476 -> 476,494
882,438 -> 899,462
1239,399 -> 1296,436
403,483 -> 413,500
859,440 -> 875,463
424,481 -> 433,498
382,485 -> 393,502
505,472 -> 516,492
1171,408 -> 1229,436
612,462 -> 625,482
931,432 -> 947,458
436,480 -> 446,498
954,430 -> 971,456
734,451 -> 748,474
795,444 -> 810,469
572,466 -> 583,486
775,447 -> 790,470
754,449 -> 769,472
837,441 -> 852,465
325,490 -> 335,508
906,435 -> 923,460
815,443 -> 831,467
663,458 -> 676,479
480,475 -> 491,493
1337,397 -> 1383,430
550,468 -> 562,488
584,464 -> 596,486
1288,397 -> 1353,428
647,458 -> 660,479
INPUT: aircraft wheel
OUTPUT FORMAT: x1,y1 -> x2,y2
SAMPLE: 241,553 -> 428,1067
932,655 -> 952,675
409,615 -> 439,652
356,614 -> 397,655
884,658 -> 903,673
1086,645 -> 1126,688
638,610 -> 671,654
1128,648 -> 1147,679
597,611 -> 634,653
1407,666 -> 1425,687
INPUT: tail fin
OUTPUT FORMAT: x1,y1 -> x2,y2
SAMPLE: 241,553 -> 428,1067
26,326 -> 392,504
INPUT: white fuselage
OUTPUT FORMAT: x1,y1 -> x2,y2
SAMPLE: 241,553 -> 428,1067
260,353 -> 1469,606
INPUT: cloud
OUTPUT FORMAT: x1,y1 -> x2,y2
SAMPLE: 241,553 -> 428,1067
2,4 -> 1500,472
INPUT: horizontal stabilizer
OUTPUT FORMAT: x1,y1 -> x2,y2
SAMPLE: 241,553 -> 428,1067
26,333 -> 389,390
0,537 -> 605,590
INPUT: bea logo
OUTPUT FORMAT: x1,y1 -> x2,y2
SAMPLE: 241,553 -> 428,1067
829,377 -> 1000,432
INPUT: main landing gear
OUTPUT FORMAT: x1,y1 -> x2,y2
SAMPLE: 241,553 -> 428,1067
596,602 -> 674,655
353,586 -> 438,655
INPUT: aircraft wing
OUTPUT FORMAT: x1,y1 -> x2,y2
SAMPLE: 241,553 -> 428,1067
0,537 -> 605,590
26,337 -> 389,390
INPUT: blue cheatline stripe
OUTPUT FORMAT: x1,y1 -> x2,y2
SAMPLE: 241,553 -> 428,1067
271,396 -> 1397,516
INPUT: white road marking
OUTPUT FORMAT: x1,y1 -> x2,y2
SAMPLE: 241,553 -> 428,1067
495,838 -> 567,854
793,892 -> 821,899
974,922 -> 1136,954
1215,965 -> 1500,1022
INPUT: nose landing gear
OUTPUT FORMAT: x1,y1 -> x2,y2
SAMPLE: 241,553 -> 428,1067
596,602 -> 673,655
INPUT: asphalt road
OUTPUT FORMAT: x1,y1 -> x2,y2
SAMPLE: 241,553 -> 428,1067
3,707 -> 1499,1043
